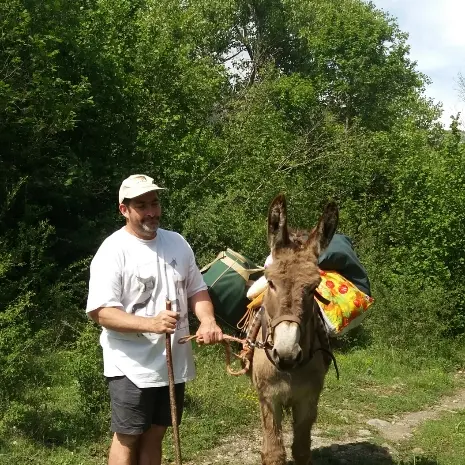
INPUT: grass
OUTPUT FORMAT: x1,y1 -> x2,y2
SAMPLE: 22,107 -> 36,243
0,342 -> 259,465
0,334 -> 464,465
317,344 -> 459,438
0,351 -> 110,465
395,410 -> 465,465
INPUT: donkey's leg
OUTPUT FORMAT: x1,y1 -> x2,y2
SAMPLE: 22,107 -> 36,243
291,397 -> 318,465
259,396 -> 286,465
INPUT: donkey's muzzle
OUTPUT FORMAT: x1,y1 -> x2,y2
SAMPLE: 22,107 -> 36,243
272,346 -> 303,371
271,321 -> 303,370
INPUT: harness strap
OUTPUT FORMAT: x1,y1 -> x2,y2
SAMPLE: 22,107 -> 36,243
314,301 -> 333,366
314,347 -> 340,380
246,306 -> 264,347
314,290 -> 331,306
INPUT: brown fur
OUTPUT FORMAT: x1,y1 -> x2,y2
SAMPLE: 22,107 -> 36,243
251,194 -> 338,465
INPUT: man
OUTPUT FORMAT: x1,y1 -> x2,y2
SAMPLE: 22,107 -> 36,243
86,174 -> 223,465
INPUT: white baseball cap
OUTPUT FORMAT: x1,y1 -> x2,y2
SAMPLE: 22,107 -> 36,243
118,174 -> 166,204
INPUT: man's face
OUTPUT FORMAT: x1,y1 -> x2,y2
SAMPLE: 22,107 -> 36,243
119,191 -> 161,239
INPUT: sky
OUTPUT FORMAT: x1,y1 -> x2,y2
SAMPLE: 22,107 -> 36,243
370,0 -> 465,127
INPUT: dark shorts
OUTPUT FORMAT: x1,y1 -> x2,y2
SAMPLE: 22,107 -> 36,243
107,376 -> 185,435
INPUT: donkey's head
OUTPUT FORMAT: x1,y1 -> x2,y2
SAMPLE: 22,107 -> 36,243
263,194 -> 338,371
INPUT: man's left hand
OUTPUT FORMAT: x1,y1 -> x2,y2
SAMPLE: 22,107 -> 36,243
196,319 -> 223,344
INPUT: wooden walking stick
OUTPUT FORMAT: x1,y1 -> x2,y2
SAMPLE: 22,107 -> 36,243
165,299 -> 182,465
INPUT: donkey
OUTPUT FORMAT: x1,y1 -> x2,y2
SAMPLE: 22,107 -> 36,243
251,193 -> 338,465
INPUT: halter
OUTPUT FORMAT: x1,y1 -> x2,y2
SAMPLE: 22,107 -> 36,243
246,291 -> 339,379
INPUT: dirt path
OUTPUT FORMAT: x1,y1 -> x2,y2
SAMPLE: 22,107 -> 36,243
184,386 -> 465,465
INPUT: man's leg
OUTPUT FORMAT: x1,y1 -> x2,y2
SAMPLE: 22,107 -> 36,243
107,376 -> 151,465
138,425 -> 167,465
108,432 -> 140,465
138,383 -> 185,465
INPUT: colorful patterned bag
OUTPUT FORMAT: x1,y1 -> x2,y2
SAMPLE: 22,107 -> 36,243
316,270 -> 374,336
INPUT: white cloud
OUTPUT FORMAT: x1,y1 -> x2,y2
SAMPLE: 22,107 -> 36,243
371,0 -> 465,126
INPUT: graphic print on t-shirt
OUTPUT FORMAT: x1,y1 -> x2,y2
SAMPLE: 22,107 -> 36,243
137,275 -> 156,293
167,257 -> 188,330
129,254 -> 188,330
130,260 -> 160,316
131,275 -> 156,314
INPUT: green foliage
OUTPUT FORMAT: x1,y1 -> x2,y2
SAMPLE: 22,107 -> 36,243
71,323 -> 111,437
292,0 -> 424,129
0,206 -> 57,415
342,117 -> 465,342
1,0 -> 465,458
0,293 -> 34,405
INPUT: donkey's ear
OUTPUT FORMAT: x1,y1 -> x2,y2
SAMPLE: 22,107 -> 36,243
268,193 -> 291,251
309,201 -> 338,256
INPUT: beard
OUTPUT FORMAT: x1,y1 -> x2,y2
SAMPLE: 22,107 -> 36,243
140,217 -> 159,235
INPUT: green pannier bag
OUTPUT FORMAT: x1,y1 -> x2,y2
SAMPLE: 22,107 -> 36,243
201,248 -> 264,330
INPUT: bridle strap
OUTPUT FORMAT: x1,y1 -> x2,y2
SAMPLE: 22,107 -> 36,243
270,314 -> 302,329
261,309 -> 272,348
261,311 -> 276,367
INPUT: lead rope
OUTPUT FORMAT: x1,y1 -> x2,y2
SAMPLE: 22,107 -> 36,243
178,296 -> 340,380
178,334 -> 252,376
178,306 -> 266,376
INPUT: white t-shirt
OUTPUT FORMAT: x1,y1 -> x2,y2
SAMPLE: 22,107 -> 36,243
86,227 -> 207,388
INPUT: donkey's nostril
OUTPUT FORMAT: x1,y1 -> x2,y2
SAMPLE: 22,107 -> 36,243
278,360 -> 295,371
272,348 -> 279,361
295,348 -> 303,363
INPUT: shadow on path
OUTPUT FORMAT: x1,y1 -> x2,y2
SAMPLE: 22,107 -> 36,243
288,441 -> 438,465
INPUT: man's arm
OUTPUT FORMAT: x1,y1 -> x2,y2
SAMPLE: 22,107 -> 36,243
89,307 -> 179,334
189,289 -> 223,344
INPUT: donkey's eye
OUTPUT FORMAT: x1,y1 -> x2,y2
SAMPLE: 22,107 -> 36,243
268,280 -> 275,290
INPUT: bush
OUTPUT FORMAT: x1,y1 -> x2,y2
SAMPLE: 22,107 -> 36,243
71,322 -> 111,438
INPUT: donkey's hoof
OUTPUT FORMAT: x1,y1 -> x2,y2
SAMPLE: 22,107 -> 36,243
261,451 -> 287,465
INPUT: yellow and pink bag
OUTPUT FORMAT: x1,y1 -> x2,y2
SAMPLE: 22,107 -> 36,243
316,270 -> 374,336
244,269 -> 374,337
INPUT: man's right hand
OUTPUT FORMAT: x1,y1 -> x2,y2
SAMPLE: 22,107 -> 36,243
150,310 -> 180,334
